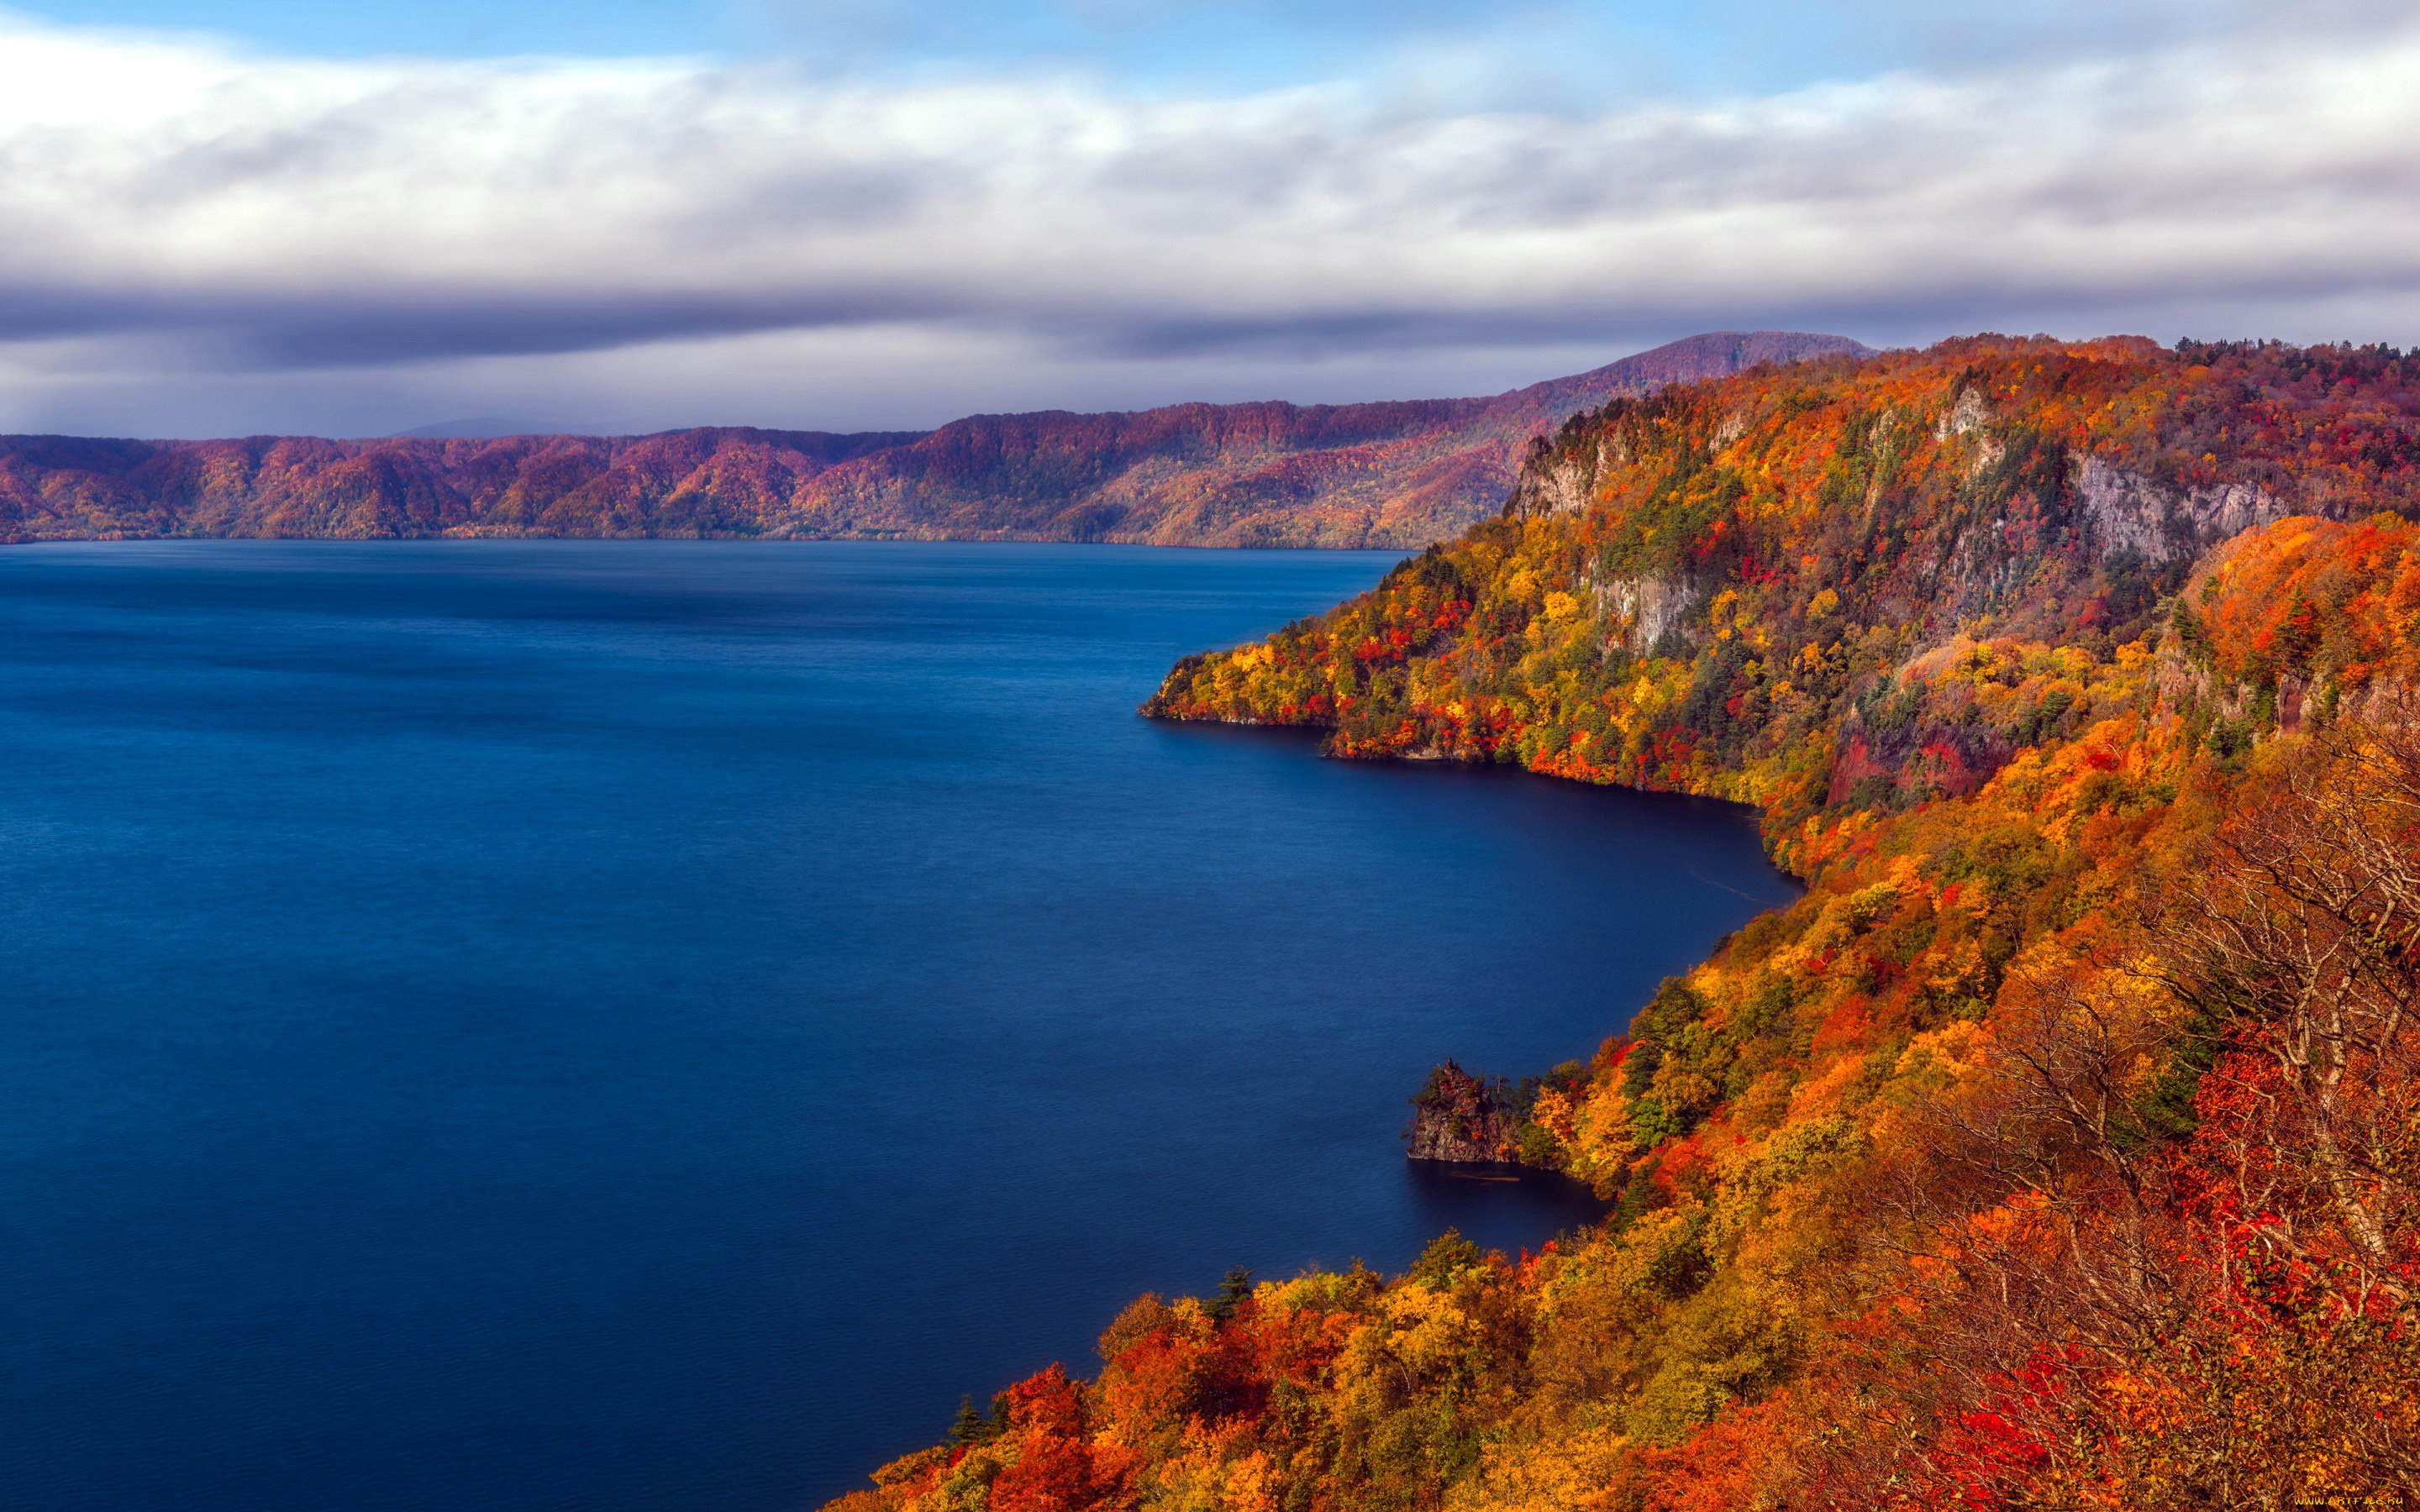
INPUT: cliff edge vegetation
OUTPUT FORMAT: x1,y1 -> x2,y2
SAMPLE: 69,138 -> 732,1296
838,334 -> 2420,1511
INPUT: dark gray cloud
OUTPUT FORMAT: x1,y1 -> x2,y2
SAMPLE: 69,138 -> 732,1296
2,11 -> 2419,435
0,287 -> 982,366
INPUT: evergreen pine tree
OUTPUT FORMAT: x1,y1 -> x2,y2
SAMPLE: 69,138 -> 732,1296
1208,1265 -> 1255,1320
947,1394 -> 982,1446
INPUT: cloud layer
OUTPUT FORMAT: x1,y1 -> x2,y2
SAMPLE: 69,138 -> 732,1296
3,12 -> 2419,435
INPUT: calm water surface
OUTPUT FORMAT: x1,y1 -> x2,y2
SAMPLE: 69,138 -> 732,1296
0,541 -> 1795,1511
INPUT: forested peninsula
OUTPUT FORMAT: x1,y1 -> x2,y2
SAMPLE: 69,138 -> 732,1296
0,333 -> 1859,550
841,334 -> 2420,1510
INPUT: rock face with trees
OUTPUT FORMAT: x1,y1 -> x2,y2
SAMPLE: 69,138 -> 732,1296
1404,1062 -> 1521,1163
1407,1061 -> 1592,1168
838,334 -> 2420,1512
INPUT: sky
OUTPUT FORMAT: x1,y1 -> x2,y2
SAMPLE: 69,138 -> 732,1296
3,0 -> 2418,438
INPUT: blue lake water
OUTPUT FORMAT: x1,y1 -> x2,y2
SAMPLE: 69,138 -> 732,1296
0,541 -> 1797,1511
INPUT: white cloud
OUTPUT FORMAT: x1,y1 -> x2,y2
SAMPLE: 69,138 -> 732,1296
1,12 -> 2417,434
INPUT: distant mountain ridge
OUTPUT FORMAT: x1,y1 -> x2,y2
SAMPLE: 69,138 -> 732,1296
0,332 -> 1869,549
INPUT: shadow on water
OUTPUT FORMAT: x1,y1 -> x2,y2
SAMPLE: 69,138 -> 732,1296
1402,1159 -> 1610,1258
1158,712 -> 1780,817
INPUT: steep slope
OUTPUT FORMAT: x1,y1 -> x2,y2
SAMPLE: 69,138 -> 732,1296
0,333 -> 1865,549
838,335 -> 2420,1512
1148,334 -> 2420,857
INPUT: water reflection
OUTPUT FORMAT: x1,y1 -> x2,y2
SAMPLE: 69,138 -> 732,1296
1402,1158 -> 1610,1258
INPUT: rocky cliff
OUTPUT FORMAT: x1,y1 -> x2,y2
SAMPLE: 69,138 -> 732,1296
1402,1060 -> 1522,1163
1147,334 -> 2420,858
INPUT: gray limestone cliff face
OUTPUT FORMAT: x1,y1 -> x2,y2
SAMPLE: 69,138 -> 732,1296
1935,386 -> 1990,440
1595,575 -> 1702,654
2073,456 -> 2286,564
1507,443 -> 1603,518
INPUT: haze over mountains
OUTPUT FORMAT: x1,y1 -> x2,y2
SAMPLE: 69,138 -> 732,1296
0,333 -> 1867,549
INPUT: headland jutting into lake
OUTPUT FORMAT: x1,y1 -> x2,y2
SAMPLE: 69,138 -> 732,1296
840,334 -> 2420,1512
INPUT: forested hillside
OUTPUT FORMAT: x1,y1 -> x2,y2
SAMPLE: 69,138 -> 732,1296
0,333 -> 1861,549
841,335 -> 2420,1509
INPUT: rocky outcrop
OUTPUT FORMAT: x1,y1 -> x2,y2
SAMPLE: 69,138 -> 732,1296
1508,443 -> 1600,519
1599,575 -> 1703,655
1404,1060 -> 1521,1163
1935,386 -> 1989,440
2073,456 -> 2285,564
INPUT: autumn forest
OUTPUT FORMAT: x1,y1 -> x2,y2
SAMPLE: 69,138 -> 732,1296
839,335 -> 2420,1511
